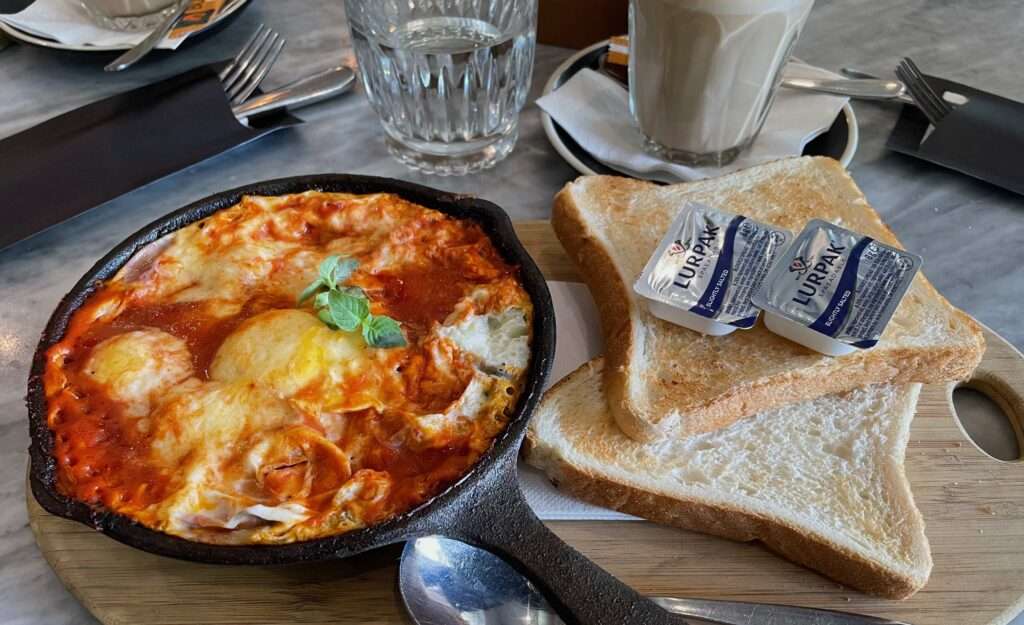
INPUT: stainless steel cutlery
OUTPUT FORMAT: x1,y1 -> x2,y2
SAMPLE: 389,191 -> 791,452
781,76 -> 905,100
399,537 -> 913,625
104,0 -> 190,72
232,66 -> 356,120
219,24 -> 286,105
108,20 -> 348,121
841,65 -> 968,110
895,57 -> 953,124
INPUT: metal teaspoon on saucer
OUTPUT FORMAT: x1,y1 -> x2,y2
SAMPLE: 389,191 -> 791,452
399,536 -> 913,625
780,77 -> 906,100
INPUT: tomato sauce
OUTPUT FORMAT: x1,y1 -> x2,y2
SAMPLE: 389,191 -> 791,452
335,407 -> 484,523
42,192 -> 528,543
103,294 -> 292,378
366,224 -> 517,335
48,374 -> 170,510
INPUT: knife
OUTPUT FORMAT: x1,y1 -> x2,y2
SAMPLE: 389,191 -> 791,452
233,66 -> 356,119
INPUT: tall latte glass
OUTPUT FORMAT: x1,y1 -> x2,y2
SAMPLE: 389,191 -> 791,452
629,0 -> 814,166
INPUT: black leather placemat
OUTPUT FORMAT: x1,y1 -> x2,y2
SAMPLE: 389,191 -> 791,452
887,75 -> 1024,196
0,64 -> 300,249
0,0 -> 32,14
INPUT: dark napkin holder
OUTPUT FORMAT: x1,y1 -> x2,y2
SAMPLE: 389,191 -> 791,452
0,64 -> 300,250
887,75 -> 1024,196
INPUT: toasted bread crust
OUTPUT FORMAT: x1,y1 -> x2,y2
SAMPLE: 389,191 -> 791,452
552,182 -> 655,441
551,158 -> 985,442
523,361 -> 931,600
677,337 -> 981,432
530,452 -> 924,599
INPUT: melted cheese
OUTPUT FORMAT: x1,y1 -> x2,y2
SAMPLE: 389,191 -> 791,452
244,425 -> 352,501
411,373 -> 497,445
150,381 -> 301,467
43,191 -> 532,545
210,309 -> 403,414
210,309 -> 329,396
438,307 -> 530,375
83,329 -> 193,417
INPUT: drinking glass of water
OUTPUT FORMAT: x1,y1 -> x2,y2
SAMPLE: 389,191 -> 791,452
344,0 -> 537,175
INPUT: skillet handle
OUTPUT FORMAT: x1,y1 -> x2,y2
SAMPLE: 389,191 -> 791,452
439,472 -> 710,625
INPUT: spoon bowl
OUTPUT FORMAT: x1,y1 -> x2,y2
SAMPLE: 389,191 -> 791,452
399,536 -> 915,625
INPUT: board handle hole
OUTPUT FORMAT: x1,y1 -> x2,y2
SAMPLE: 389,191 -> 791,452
952,379 -> 1023,462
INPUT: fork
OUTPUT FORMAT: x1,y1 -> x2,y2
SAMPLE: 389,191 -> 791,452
895,57 -> 953,124
219,24 -> 286,105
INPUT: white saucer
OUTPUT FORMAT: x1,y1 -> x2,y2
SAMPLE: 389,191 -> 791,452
0,0 -> 248,51
540,40 -> 860,179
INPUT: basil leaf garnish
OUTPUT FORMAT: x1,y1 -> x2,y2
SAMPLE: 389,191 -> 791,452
298,256 -> 406,348
362,315 -> 407,348
327,290 -> 369,332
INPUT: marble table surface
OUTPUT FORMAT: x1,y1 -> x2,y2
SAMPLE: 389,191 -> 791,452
1,0 -> 1022,623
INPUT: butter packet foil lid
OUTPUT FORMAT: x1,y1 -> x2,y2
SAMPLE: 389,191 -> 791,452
752,219 -> 923,349
633,202 -> 793,329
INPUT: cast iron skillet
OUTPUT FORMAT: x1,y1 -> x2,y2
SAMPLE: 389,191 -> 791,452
26,174 -> 697,625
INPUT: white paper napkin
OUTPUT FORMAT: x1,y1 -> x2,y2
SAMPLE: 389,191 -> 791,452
537,63 -> 849,183
1,0 -> 186,49
516,281 -> 639,521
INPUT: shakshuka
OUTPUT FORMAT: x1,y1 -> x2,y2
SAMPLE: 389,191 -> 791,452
42,192 -> 533,544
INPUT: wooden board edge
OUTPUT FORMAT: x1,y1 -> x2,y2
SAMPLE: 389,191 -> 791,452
26,474 -> 129,625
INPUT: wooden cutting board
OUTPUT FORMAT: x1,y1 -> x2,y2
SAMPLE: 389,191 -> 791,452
28,221 -> 1024,625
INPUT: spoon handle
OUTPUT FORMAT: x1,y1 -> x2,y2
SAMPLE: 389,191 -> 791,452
839,67 -> 883,80
104,0 -> 189,72
437,475 -> 711,625
781,77 -> 904,100
654,597 -> 913,625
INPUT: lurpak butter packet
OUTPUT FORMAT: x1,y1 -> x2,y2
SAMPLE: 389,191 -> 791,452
634,202 -> 792,336
752,219 -> 922,356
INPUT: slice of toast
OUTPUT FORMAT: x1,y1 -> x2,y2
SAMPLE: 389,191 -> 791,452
553,156 -> 984,442
525,358 -> 932,599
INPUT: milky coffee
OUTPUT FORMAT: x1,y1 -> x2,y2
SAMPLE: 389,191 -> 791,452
628,0 -> 814,166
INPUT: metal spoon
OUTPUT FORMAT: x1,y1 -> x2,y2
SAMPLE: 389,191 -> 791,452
781,77 -> 906,100
104,0 -> 190,72
399,536 -> 913,625
840,67 -> 968,106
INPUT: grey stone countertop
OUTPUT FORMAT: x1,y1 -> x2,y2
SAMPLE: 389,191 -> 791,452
0,0 -> 1021,623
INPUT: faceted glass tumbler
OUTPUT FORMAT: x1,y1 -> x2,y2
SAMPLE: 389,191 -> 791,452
344,0 -> 538,175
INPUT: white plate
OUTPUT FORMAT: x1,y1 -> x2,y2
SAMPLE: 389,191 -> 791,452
0,0 -> 248,52
540,40 -> 860,179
